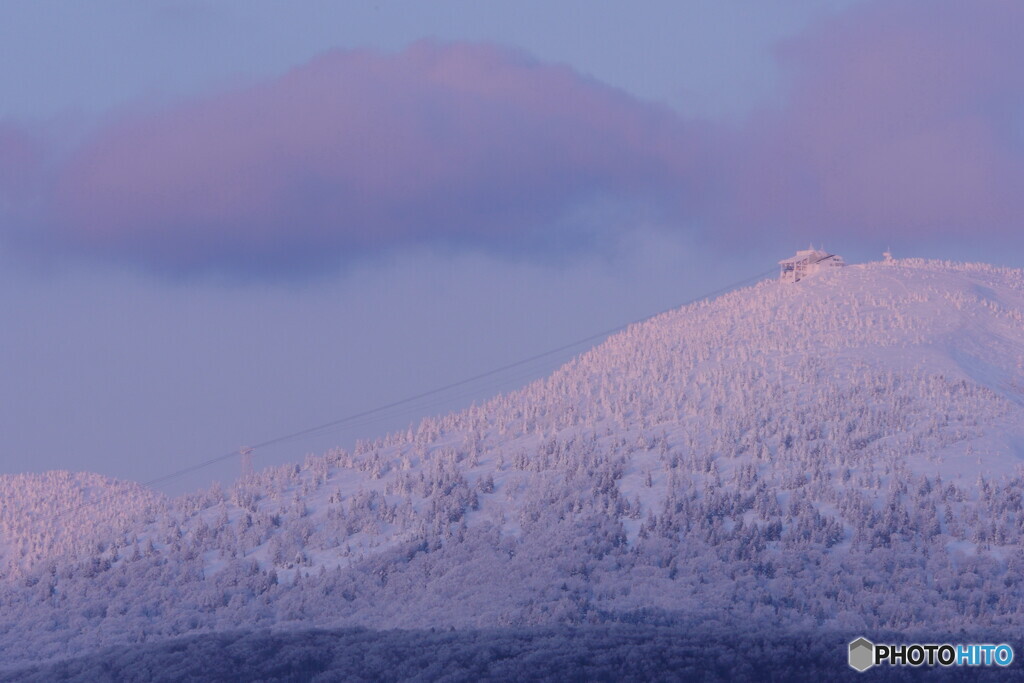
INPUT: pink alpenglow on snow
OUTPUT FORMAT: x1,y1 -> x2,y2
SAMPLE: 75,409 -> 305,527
46,42 -> 703,276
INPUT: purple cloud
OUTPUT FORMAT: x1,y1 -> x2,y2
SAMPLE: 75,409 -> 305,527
38,42 -> 701,276
7,3 -> 1024,278
722,0 -> 1024,245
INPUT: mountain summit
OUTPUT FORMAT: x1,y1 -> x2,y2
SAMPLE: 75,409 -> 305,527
3,259 -> 1024,668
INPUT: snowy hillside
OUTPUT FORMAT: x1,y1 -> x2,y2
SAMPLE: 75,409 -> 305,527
0,472 -> 165,578
3,258 -> 1024,669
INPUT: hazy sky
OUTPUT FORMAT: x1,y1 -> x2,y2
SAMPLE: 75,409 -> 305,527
2,0 -> 1022,492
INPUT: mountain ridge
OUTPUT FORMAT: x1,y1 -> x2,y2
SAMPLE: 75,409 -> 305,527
3,258 -> 1024,667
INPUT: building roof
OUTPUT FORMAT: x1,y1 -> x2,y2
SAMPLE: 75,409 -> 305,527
779,249 -> 836,266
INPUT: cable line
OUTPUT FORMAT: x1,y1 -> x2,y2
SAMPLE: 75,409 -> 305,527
55,265 -> 776,519
243,266 -> 776,453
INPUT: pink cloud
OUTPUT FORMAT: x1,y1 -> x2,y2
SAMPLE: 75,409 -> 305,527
7,4 -> 1024,278
722,0 -> 1024,244
42,42 -> 702,275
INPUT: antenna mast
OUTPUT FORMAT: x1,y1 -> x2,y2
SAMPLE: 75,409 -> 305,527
240,447 -> 254,480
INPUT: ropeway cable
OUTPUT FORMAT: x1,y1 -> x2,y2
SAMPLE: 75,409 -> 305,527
54,265 -> 777,519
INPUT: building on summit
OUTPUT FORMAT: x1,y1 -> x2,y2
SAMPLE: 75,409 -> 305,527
779,247 -> 845,283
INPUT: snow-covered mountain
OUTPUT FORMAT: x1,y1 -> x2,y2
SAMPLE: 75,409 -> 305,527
0,472 -> 165,576
3,258 -> 1024,670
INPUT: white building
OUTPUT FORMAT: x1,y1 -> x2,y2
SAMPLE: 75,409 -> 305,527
779,248 -> 845,283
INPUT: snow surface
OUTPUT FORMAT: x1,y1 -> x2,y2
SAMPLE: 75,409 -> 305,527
3,258 -> 1024,667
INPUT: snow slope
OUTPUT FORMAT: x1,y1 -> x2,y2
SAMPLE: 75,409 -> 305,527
3,258 -> 1024,666
0,472 -> 165,578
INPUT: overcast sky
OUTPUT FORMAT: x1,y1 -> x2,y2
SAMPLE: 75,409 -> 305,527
2,0 -> 1022,492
